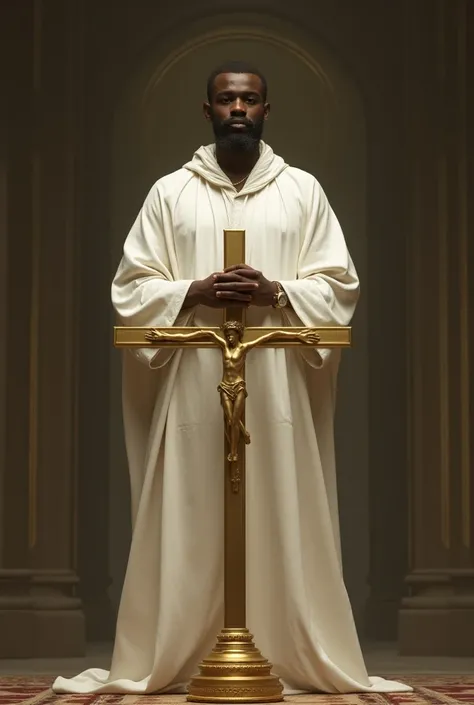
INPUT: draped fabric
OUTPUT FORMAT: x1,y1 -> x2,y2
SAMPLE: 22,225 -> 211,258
53,143 -> 411,696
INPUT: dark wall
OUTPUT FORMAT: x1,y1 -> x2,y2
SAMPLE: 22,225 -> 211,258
1,0 -> 472,656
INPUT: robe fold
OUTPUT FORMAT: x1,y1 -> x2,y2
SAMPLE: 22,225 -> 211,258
53,142 -> 411,696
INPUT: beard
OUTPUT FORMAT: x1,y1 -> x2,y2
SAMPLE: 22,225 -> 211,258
211,113 -> 264,152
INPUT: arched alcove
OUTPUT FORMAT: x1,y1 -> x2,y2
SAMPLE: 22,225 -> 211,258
108,13 -> 369,630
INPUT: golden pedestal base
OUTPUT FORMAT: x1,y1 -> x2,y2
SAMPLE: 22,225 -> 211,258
186,628 -> 284,703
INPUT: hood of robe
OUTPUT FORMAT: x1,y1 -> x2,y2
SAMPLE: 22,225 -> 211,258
183,140 -> 288,195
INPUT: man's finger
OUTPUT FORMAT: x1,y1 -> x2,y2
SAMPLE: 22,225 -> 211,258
216,270 -> 260,281
214,281 -> 258,291
214,273 -> 248,283
232,269 -> 260,280
216,291 -> 252,302
223,263 -> 250,271
223,264 -> 257,274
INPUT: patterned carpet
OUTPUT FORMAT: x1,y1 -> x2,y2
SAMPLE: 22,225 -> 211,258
0,677 -> 473,705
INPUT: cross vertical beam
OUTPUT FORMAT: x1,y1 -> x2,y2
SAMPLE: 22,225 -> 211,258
222,229 -> 246,630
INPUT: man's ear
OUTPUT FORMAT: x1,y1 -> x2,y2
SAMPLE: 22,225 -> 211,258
264,102 -> 271,120
203,102 -> 212,121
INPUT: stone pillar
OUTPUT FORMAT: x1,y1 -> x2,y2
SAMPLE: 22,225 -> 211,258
0,0 -> 85,657
398,0 -> 474,655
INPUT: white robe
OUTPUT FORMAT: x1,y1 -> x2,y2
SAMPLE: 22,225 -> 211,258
54,142 -> 411,696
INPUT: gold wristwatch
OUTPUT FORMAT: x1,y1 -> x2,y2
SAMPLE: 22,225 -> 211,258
272,281 -> 289,308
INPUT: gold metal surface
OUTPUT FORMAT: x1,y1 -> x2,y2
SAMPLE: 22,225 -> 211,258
186,628 -> 283,703
144,322 -> 320,475
115,325 -> 350,348
114,228 -> 352,701
224,230 -> 246,325
222,230 -> 247,644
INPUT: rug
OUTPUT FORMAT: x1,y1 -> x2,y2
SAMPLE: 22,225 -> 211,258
0,676 -> 473,705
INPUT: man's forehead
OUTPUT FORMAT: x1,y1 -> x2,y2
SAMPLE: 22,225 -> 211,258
213,72 -> 263,95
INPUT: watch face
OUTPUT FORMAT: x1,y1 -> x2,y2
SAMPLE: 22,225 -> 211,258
278,291 -> 288,307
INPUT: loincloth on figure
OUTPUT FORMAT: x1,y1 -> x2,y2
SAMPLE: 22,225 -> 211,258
217,379 -> 248,402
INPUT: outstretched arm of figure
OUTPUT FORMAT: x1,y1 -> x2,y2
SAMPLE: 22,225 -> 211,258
144,328 -> 224,346
242,328 -> 320,351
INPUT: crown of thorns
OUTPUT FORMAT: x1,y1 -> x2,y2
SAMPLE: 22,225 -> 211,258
222,321 -> 245,339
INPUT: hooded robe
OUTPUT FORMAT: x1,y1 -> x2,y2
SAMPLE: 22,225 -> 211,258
53,142 -> 411,696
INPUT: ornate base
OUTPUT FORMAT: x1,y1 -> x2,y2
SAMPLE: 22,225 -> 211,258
186,628 -> 284,703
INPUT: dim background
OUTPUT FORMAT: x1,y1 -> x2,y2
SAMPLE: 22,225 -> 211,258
1,0 -> 473,662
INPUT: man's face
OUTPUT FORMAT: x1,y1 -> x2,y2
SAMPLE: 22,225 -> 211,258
204,73 -> 270,151
225,329 -> 238,347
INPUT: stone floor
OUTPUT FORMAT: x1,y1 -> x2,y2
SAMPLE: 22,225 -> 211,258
0,642 -> 472,677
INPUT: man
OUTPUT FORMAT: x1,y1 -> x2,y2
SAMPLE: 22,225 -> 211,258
54,61 -> 410,696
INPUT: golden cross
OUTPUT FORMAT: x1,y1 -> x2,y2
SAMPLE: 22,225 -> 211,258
114,229 -> 351,704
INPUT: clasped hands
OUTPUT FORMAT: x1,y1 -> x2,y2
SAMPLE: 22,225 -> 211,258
190,264 -> 277,309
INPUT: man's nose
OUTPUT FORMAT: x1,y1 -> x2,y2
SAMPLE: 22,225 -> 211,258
230,99 -> 247,114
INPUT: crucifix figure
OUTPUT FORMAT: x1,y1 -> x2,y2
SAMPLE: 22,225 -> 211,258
114,229 -> 351,703
145,320 -> 320,483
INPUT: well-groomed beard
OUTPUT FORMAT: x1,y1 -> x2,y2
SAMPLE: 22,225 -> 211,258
211,113 -> 264,152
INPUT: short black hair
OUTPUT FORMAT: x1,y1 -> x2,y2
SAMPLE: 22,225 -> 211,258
206,60 -> 268,102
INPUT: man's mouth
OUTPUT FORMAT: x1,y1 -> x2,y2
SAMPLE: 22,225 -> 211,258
227,121 -> 251,128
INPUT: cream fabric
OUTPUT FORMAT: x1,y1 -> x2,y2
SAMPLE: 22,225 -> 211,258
53,142 -> 411,696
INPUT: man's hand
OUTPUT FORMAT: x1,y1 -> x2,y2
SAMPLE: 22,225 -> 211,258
213,264 -> 277,307
183,273 -> 257,309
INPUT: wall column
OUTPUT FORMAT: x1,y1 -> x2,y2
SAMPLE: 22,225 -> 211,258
399,0 -> 474,656
0,0 -> 85,657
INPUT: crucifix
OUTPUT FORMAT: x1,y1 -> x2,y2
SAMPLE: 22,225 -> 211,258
114,229 -> 352,704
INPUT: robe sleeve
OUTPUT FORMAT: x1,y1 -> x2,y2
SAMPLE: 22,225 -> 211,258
111,183 -> 195,368
280,177 -> 360,369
